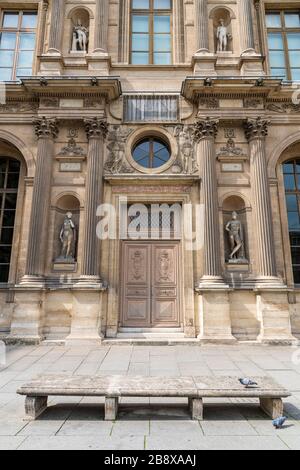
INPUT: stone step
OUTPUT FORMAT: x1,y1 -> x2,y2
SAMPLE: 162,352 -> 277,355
116,333 -> 186,339
118,327 -> 183,334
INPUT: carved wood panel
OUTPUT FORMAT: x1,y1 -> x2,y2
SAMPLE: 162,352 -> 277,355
121,241 -> 180,327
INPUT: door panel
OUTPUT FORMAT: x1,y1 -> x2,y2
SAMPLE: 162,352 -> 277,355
121,241 -> 180,327
122,243 -> 151,327
152,244 -> 179,326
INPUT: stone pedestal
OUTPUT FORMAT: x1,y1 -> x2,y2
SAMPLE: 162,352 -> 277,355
8,290 -> 44,344
65,290 -> 104,346
193,53 -> 217,76
197,290 -> 237,344
256,291 -> 297,345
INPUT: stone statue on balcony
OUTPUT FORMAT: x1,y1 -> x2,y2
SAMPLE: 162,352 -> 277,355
225,211 -> 247,263
71,19 -> 89,52
59,212 -> 76,261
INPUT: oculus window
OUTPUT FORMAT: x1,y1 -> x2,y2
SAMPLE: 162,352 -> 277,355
0,10 -> 37,81
0,158 -> 20,283
131,0 -> 172,65
132,138 -> 171,169
266,10 -> 300,80
283,159 -> 300,284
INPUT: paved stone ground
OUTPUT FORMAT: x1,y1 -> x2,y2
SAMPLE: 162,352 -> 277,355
0,343 -> 300,450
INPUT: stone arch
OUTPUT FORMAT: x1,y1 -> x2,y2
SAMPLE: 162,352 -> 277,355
268,131 -> 300,178
209,6 -> 236,20
0,130 -> 35,177
52,190 -> 84,209
220,191 -> 251,210
67,6 -> 94,20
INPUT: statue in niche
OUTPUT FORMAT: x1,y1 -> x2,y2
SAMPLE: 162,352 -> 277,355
225,211 -> 247,263
71,19 -> 89,52
216,19 -> 231,52
58,212 -> 76,261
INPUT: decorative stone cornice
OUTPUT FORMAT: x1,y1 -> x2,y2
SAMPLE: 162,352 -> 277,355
244,117 -> 269,141
34,117 -> 59,139
84,118 -> 108,139
192,118 -> 219,142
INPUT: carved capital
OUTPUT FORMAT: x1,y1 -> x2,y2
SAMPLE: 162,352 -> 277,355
244,117 -> 269,141
84,118 -> 108,140
192,118 -> 219,142
34,117 -> 59,139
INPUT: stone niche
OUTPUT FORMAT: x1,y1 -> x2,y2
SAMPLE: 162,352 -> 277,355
222,195 -> 249,272
52,195 -> 80,273
66,8 -> 90,54
209,7 -> 236,54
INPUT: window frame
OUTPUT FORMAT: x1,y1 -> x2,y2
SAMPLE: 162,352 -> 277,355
0,157 -> 21,284
0,9 -> 38,81
283,158 -> 300,286
130,0 -> 173,66
265,9 -> 300,81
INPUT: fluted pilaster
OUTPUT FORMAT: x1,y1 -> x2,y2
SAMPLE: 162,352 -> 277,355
80,118 -> 108,283
23,118 -> 59,282
94,0 -> 109,52
193,118 -> 223,281
244,117 -> 277,278
239,0 -> 255,54
195,0 -> 209,52
48,0 -> 65,52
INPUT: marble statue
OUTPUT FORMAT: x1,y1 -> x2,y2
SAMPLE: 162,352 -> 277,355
225,211 -> 246,262
216,19 -> 230,52
72,19 -> 89,52
59,212 -> 76,260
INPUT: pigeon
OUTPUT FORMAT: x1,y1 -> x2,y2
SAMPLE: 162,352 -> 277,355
272,417 -> 287,429
239,378 -> 258,388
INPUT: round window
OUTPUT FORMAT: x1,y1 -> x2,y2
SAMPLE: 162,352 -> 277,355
132,138 -> 171,169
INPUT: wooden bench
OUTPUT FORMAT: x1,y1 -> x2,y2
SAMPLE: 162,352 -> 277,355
17,375 -> 290,421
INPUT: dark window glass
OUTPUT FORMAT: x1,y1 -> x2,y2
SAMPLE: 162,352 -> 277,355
0,157 -> 20,283
132,138 -> 171,169
266,10 -> 300,80
283,159 -> 300,285
131,0 -> 172,65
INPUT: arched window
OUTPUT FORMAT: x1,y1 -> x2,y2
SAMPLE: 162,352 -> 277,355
132,137 -> 171,168
130,0 -> 172,65
0,157 -> 20,282
283,158 -> 300,284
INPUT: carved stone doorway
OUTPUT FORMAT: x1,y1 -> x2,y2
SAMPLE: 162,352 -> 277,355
121,241 -> 181,327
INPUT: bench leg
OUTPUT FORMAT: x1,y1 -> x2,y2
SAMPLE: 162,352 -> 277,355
259,398 -> 284,420
25,396 -> 48,420
189,398 -> 203,421
105,397 -> 119,421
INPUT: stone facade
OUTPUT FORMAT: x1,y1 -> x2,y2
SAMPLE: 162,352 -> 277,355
0,0 -> 299,345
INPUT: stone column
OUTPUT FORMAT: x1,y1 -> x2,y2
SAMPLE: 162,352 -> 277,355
244,117 -> 277,280
93,0 -> 109,53
48,0 -> 65,53
193,118 -> 224,284
21,117 -> 59,285
195,0 -> 209,52
79,118 -> 108,285
239,0 -> 255,54
37,0 -> 49,56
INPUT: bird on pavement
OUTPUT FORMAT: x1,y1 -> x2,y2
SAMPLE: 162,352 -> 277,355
272,417 -> 287,429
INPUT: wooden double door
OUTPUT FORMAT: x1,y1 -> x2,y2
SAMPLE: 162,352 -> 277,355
121,241 -> 181,327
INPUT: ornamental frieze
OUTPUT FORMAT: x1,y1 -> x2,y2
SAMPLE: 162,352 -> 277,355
265,102 -> 300,114
0,102 -> 38,113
